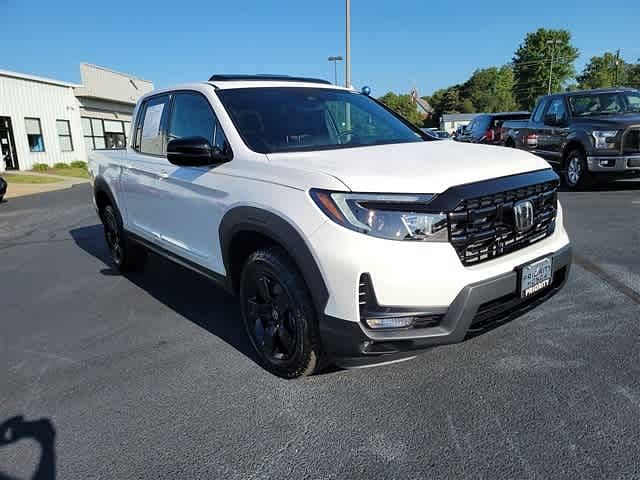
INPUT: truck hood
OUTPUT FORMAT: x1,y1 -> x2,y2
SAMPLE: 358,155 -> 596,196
572,114 -> 640,128
266,141 -> 550,193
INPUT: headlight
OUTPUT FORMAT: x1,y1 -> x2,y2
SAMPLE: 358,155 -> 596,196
592,130 -> 619,149
310,190 -> 448,242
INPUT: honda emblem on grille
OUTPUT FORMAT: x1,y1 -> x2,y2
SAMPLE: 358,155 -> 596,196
514,200 -> 535,232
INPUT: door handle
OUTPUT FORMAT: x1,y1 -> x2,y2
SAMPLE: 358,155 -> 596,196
158,170 -> 169,179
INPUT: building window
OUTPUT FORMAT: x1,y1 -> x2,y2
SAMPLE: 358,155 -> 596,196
25,118 -> 45,152
56,120 -> 74,152
81,116 -> 129,150
103,120 -> 126,149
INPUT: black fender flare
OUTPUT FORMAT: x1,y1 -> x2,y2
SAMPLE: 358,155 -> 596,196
93,176 -> 118,215
561,132 -> 590,166
219,206 -> 329,316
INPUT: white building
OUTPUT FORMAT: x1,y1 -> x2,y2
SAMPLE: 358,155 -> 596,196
0,64 -> 153,172
440,113 -> 479,135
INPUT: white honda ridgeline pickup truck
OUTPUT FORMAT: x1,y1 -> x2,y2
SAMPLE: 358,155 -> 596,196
89,74 -> 571,378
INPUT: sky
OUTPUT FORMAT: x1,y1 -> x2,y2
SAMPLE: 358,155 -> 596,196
0,0 -> 639,96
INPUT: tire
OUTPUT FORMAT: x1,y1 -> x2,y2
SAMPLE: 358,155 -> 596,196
101,204 -> 146,272
505,138 -> 515,148
564,148 -> 592,190
239,246 -> 323,378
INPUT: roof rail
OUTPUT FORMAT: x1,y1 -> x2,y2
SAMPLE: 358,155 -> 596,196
208,74 -> 332,85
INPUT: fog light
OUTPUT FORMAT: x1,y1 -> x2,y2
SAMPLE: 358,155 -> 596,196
365,317 -> 414,329
599,159 -> 616,168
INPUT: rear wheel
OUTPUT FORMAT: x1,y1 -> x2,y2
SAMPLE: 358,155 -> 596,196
564,149 -> 592,189
240,246 -> 323,378
101,205 -> 146,272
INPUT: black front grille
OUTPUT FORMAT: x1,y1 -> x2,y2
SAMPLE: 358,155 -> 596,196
448,180 -> 558,266
623,129 -> 640,154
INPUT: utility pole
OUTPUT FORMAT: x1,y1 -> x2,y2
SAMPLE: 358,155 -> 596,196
345,0 -> 351,89
546,39 -> 561,95
614,49 -> 621,87
328,56 -> 343,85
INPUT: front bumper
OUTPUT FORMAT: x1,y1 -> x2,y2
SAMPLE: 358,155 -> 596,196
586,154 -> 640,173
321,244 -> 572,367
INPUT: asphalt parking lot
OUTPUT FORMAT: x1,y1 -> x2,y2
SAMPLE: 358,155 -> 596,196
1,182 -> 639,479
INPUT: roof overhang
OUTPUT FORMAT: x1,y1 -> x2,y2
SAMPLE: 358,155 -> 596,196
0,69 -> 81,88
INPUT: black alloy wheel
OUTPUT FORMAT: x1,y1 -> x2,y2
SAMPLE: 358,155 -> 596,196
240,247 -> 323,378
246,272 -> 296,362
103,205 -> 124,266
101,204 -> 146,272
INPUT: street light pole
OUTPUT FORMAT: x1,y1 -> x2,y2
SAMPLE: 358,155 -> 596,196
328,56 -> 343,85
547,39 -> 560,95
345,0 -> 351,89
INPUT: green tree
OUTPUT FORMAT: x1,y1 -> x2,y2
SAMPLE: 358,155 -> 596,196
428,85 -> 465,116
512,28 -> 579,109
463,66 -> 518,112
377,92 -> 424,126
625,59 -> 640,89
577,52 -> 629,89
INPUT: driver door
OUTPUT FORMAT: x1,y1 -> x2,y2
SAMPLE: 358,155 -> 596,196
537,96 -> 569,163
150,91 -> 230,269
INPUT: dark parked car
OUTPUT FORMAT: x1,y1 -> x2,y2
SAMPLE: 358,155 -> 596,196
0,176 -> 6,202
457,112 -> 530,144
501,88 -> 640,189
420,128 -> 451,140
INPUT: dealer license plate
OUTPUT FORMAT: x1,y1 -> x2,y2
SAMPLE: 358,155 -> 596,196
520,257 -> 553,298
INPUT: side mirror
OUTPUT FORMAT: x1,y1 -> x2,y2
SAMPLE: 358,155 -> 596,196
167,137 -> 230,167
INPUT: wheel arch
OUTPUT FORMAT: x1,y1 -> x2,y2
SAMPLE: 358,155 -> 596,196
93,176 -> 118,217
562,139 -> 587,168
219,206 -> 329,317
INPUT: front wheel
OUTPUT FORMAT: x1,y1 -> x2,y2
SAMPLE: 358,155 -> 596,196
239,246 -> 323,378
564,149 -> 592,189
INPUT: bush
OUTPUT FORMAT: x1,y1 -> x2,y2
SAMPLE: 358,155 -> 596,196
32,163 -> 49,172
70,160 -> 88,169
53,162 -> 70,169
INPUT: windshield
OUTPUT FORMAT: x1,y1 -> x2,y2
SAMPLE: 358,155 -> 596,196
568,91 -> 640,116
216,87 -> 424,153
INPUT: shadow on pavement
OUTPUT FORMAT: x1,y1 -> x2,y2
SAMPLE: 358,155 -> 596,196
69,224 -> 258,367
0,416 -> 56,480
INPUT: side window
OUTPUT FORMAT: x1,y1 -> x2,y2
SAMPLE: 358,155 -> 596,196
545,97 -> 568,125
465,119 -> 475,134
532,99 -> 549,123
472,116 -> 490,134
167,92 -> 228,151
137,95 -> 170,156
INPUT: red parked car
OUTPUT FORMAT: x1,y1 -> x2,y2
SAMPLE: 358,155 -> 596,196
456,112 -> 530,145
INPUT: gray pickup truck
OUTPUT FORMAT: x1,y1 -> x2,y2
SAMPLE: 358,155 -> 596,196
501,88 -> 640,189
